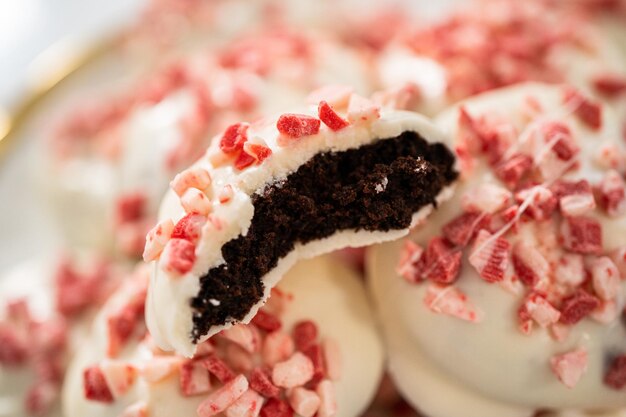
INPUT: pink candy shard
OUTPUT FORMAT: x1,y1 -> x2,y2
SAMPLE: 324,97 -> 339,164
293,321 -> 318,352
560,216 -> 603,255
421,237 -> 462,284
563,88 -> 602,130
171,167 -> 212,197
171,213 -> 206,243
262,331 -> 295,367
512,241 -> 550,288
249,368 -> 280,399
521,293 -> 560,328
225,389 -> 265,417
462,183 -> 512,214
272,352 -> 314,388
469,230 -> 510,283
598,170 -> 626,217
514,186 -> 557,221
315,380 -> 337,417
161,238 -> 196,275
559,290 -> 600,325
559,193 -> 596,217
442,211 -> 490,247
423,284 -> 483,323
197,374 -> 249,417
181,188 -> 213,216
554,254 -> 585,287
550,348 -> 588,389
221,324 -> 261,353
226,344 -> 254,373
605,355 -> 626,389
180,359 -> 211,397
143,219 -> 174,262
220,123 -> 249,154
318,101 -> 350,131
589,256 -> 621,301
322,338 -> 342,381
100,360 -> 137,398
346,94 -> 380,124
83,365 -> 114,403
203,355 -> 236,383
594,74 -> 626,96
288,387 -> 321,417
276,114 -> 321,139
395,240 -> 425,283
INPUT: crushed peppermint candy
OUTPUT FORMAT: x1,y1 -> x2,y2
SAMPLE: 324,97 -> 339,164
395,88 -> 626,391
81,283 -> 341,417
550,348 -> 588,388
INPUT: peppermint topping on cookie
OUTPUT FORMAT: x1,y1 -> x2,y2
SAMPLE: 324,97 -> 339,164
396,86 -> 626,391
82,282 -> 341,417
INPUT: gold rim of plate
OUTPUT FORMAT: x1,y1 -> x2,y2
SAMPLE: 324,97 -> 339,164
0,37 -> 116,160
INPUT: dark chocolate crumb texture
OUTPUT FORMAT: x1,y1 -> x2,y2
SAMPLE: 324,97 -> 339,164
190,132 -> 457,341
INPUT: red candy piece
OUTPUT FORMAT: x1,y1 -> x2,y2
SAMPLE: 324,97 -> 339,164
552,180 -> 593,198
422,237 -> 462,284
260,398 -> 294,417
203,356 -> 236,383
25,381 -> 58,416
220,123 -> 249,154
243,143 -> 273,164
277,114 -> 321,139
563,88 -> 602,130
559,290 -> 600,325
605,355 -> 626,389
494,154 -> 533,188
180,359 -> 211,397
249,367 -> 280,398
594,74 -> 626,97
561,216 -> 603,255
303,344 -> 326,386
469,231 -> 510,283
163,239 -> 197,275
234,151 -> 256,171
293,321 -> 318,352
106,296 -> 145,358
318,101 -> 349,131
0,325 -> 28,366
542,121 -> 578,161
171,213 -> 206,243
251,310 -> 282,332
442,212 -> 490,247
115,192 -> 146,225
83,366 -> 114,403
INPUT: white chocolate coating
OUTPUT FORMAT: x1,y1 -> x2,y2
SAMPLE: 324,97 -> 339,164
367,83 -> 626,417
147,108 -> 455,356
64,256 -> 385,417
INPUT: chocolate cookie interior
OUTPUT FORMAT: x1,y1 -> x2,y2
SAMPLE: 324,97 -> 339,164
191,131 -> 457,341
